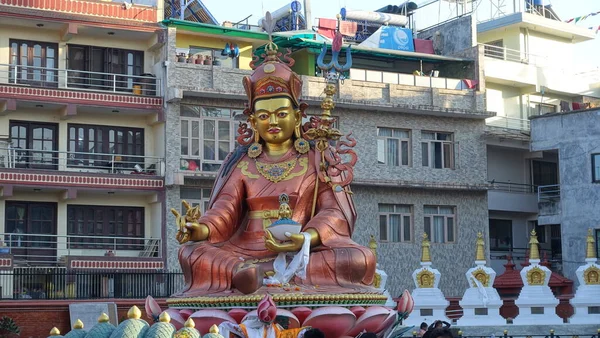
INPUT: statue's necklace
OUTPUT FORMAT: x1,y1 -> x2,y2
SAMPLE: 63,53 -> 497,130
255,157 -> 298,183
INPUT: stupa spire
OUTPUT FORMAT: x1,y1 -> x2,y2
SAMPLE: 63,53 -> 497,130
475,232 -> 486,262
586,228 -> 596,260
421,233 -> 431,263
528,230 -> 540,261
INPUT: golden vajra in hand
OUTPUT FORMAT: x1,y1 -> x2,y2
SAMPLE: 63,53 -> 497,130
171,201 -> 207,244
264,230 -> 305,253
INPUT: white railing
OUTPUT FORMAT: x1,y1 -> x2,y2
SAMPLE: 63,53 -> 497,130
485,116 -> 531,131
0,233 -> 162,265
0,146 -> 165,176
538,184 -> 560,202
348,68 -> 473,90
0,63 -> 161,96
480,44 -> 549,67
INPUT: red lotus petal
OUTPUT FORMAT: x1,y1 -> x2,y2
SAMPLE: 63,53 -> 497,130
144,295 -> 162,320
291,307 -> 312,325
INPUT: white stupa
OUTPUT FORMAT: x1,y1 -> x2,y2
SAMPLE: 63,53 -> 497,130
404,233 -> 449,326
513,230 -> 562,325
569,228 -> 600,324
457,232 -> 505,326
369,235 -> 397,307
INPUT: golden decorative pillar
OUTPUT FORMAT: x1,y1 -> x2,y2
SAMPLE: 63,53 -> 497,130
529,230 -> 540,260
586,228 -> 597,260
475,232 -> 486,262
421,233 -> 431,263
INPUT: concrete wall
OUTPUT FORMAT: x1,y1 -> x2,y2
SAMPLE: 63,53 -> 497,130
418,15 -> 477,56
487,146 -> 530,184
530,109 -> 600,283
353,186 -> 488,297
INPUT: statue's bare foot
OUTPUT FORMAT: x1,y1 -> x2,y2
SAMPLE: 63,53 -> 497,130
233,265 -> 263,295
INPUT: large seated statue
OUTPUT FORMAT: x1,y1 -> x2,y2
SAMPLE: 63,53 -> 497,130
171,39 -> 376,298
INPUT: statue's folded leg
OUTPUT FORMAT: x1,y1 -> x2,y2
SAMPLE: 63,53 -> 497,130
301,246 -> 376,288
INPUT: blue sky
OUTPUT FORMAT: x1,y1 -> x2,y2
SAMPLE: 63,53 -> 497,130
201,0 -> 600,69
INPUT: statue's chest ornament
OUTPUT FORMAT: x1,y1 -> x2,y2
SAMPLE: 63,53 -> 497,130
255,157 -> 298,183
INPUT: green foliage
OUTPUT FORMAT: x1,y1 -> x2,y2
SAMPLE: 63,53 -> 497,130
0,316 -> 21,338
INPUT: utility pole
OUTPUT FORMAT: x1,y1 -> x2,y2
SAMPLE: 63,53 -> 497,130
304,0 -> 312,29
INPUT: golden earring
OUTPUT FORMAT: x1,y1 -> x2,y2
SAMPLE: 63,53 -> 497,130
247,128 -> 262,158
293,124 -> 309,154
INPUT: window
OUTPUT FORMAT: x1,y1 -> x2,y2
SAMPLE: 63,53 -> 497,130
378,204 -> 412,242
4,202 -> 57,263
377,128 -> 410,166
424,205 -> 455,243
67,45 -> 144,92
9,39 -> 58,87
180,105 -> 241,172
532,160 -> 558,186
483,40 -> 503,59
189,46 -> 239,69
67,205 -> 144,250
529,102 -> 556,116
180,187 -> 212,214
596,229 -> 600,259
67,124 -> 144,169
489,219 -> 512,250
593,154 -> 600,183
9,121 -> 58,170
421,131 -> 454,169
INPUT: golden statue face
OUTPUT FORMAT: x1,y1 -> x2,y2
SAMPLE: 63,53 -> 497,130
253,97 -> 300,145
532,272 -> 541,283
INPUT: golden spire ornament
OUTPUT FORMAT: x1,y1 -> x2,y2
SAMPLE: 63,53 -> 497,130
586,228 -> 597,260
369,234 -> 378,261
421,233 -> 431,263
476,232 -> 486,262
73,319 -> 84,329
159,312 -> 171,323
529,230 -> 540,260
184,318 -> 196,328
49,327 -> 61,336
98,313 -> 110,323
127,306 -> 142,320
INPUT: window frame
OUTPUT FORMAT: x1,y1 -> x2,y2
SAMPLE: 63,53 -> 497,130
179,105 -> 241,172
489,218 -> 513,250
423,205 -> 456,243
9,120 -> 59,170
595,229 -> 600,259
378,204 -> 413,243
592,153 -> 600,183
9,39 -> 58,88
376,127 -> 411,167
66,205 -> 145,250
180,187 -> 212,214
67,124 -> 144,169
421,131 -> 455,169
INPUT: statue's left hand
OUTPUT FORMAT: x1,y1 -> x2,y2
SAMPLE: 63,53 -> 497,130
264,230 -> 305,253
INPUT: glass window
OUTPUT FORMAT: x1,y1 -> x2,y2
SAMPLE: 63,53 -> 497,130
180,105 -> 237,172
9,39 -> 58,88
377,127 -> 410,167
424,205 -> 456,243
421,131 -> 454,169
489,219 -> 512,250
180,187 -> 212,215
593,154 -> 600,183
378,204 -> 412,242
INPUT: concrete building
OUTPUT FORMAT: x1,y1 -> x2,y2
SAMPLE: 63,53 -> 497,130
0,0 -> 167,298
162,13 -> 492,297
472,3 -> 600,275
530,108 -> 600,283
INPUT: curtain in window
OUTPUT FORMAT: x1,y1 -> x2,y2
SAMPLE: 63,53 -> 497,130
432,216 -> 444,243
390,214 -> 401,242
387,138 -> 399,166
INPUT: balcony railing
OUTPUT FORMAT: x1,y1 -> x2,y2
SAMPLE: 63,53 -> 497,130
349,68 -> 473,90
0,64 -> 161,96
3,268 -> 183,300
0,146 -> 165,176
1,233 -> 162,266
489,181 -> 536,194
538,184 -> 560,202
481,44 -> 549,68
486,116 -> 531,131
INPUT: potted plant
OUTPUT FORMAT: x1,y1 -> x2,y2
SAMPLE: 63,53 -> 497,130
186,53 -> 194,63
203,55 -> 212,65
177,53 -> 186,63
213,58 -> 221,66
195,54 -> 204,64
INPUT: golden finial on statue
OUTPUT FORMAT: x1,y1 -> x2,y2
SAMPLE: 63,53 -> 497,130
98,313 -> 110,323
476,232 -> 486,262
49,327 -> 61,336
369,235 -> 378,261
184,318 -> 195,328
127,305 -> 141,320
73,319 -> 84,329
529,230 -> 540,260
421,233 -> 431,263
159,311 -> 171,323
209,325 -> 219,334
586,228 -> 596,259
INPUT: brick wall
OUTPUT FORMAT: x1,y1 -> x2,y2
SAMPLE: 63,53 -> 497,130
0,299 -> 166,338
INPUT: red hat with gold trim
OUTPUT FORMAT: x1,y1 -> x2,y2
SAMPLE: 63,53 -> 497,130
242,42 -> 303,116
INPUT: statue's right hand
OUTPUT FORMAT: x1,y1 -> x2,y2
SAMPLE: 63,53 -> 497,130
171,208 -> 209,244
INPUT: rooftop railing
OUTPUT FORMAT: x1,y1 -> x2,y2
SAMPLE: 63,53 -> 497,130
538,184 -> 561,202
488,181 -> 536,194
0,146 -> 165,176
1,233 -> 162,266
0,64 -> 161,96
486,116 -> 531,131
480,44 -> 549,68
349,68 -> 473,90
